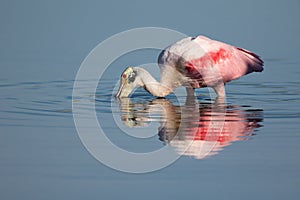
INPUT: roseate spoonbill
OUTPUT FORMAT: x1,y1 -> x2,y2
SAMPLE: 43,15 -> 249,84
115,36 -> 263,98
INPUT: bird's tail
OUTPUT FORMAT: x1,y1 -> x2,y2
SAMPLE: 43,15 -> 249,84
237,47 -> 264,72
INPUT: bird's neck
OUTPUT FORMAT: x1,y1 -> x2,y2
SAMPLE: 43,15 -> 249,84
135,67 -> 173,97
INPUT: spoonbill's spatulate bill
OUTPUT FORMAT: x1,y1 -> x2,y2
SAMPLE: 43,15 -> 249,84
115,36 -> 263,98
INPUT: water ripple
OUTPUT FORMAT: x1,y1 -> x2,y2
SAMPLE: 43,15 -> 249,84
1,76 -> 299,131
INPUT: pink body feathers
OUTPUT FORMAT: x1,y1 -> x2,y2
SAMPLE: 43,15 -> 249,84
158,36 -> 264,95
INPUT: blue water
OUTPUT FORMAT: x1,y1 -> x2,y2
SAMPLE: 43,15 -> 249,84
1,1 -> 300,200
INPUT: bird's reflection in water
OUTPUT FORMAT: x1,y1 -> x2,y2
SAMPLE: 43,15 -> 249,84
117,96 -> 263,159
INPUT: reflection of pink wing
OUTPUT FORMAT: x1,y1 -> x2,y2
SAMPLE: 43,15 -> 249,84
192,112 -> 253,145
169,108 -> 262,159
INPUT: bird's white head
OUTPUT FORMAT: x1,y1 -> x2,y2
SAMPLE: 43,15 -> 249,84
115,66 -> 138,98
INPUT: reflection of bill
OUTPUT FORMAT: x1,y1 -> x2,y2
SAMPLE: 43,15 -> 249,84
117,97 -> 263,160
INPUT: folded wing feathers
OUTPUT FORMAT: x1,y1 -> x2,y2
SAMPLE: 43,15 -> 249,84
236,47 -> 264,72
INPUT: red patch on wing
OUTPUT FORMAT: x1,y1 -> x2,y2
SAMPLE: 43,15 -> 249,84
182,48 -> 231,82
184,56 -> 209,73
208,48 -> 228,64
184,48 -> 230,71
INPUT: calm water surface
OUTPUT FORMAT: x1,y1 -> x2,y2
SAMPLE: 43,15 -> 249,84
1,1 -> 300,199
1,61 -> 300,199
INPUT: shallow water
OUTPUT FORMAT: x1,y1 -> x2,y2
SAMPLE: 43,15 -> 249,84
1,61 -> 300,199
1,1 -> 300,199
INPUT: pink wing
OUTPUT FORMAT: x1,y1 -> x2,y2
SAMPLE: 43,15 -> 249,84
187,36 -> 264,84
158,36 -> 264,88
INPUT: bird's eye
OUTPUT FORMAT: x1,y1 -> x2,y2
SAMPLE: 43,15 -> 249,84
122,74 -> 127,79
